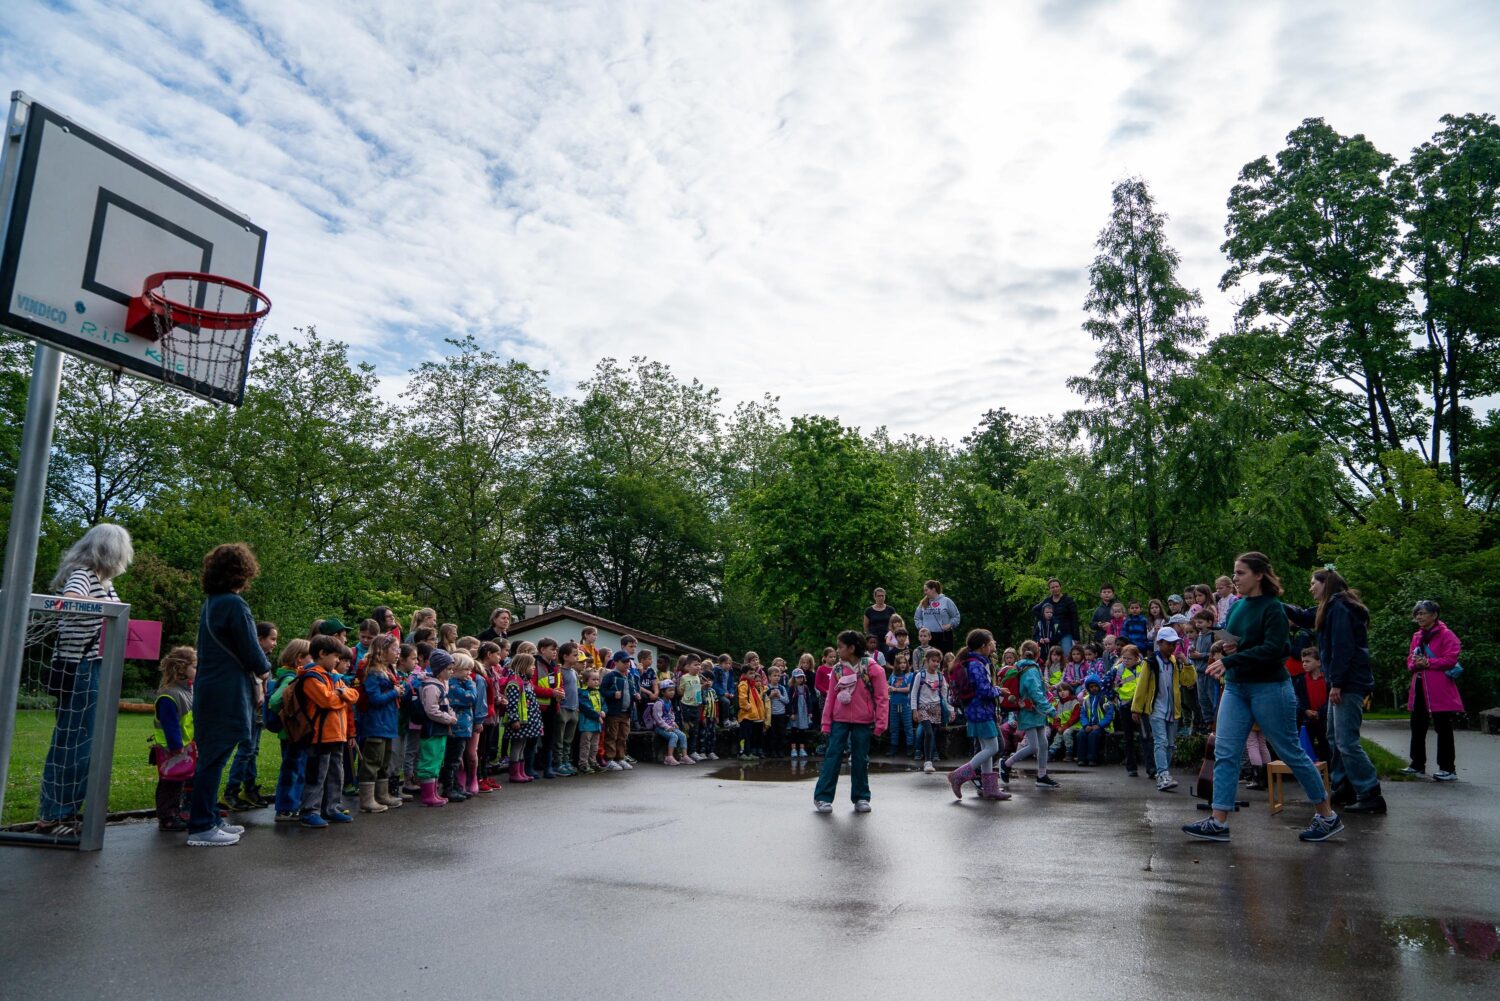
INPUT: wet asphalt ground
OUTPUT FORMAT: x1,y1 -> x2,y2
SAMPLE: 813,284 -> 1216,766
1,721 -> 1496,1001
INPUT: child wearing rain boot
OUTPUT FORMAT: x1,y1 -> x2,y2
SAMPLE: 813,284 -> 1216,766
443,654 -> 477,802
355,634 -> 402,813
416,650 -> 458,806
946,630 -> 1010,802
505,653 -> 543,783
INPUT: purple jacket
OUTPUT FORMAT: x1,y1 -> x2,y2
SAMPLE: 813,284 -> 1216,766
1407,622 -> 1464,713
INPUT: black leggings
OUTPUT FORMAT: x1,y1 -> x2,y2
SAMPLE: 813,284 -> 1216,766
1410,679 -> 1456,773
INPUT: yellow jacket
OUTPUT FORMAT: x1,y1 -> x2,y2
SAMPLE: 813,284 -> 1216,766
1130,653 -> 1197,721
738,677 -> 770,723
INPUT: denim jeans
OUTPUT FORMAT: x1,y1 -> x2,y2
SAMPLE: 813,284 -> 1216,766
814,722 -> 872,804
1196,674 -> 1220,727
918,720 -> 940,762
1328,699 -> 1379,795
39,657 -> 100,822
187,729 -> 239,833
1212,680 -> 1326,813
274,742 -> 308,813
887,698 -> 913,753
1149,714 -> 1178,775
1078,726 -> 1106,765
655,727 -> 687,753
1059,635 -> 1074,657
226,721 -> 263,789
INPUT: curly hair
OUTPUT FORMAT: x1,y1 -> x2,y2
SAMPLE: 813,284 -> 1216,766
201,543 -> 260,594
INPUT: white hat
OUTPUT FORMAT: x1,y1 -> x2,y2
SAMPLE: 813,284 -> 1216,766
1156,626 -> 1181,644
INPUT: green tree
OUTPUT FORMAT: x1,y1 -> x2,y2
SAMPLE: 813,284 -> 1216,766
382,336 -> 554,628
728,416 -> 909,649
1221,118 -> 1421,489
50,359 -> 189,524
1065,177 -> 1209,594
1392,112 -> 1500,492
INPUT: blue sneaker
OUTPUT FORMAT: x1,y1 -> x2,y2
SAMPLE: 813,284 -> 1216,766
299,812 -> 328,829
1182,817 -> 1230,842
1298,811 -> 1343,843
323,808 -> 354,824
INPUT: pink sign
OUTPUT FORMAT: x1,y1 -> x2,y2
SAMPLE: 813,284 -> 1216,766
125,619 -> 163,660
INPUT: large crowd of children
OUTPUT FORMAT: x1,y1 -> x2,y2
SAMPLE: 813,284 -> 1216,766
142,570 -> 1397,836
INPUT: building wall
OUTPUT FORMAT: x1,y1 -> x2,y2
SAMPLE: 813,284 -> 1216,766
506,615 -> 664,671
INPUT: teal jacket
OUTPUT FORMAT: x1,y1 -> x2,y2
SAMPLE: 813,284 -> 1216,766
1221,595 -> 1290,685
1015,662 -> 1054,730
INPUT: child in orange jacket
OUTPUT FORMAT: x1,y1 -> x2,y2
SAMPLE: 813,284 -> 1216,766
297,635 -> 360,828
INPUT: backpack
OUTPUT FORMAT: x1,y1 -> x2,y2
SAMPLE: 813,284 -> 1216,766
948,659 -> 975,707
404,676 -> 430,725
262,676 -> 286,734
998,668 -> 1022,713
281,671 -> 336,745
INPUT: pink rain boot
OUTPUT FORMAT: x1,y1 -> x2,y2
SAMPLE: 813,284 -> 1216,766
980,772 -> 1012,801
948,762 -> 975,800
419,780 -> 446,807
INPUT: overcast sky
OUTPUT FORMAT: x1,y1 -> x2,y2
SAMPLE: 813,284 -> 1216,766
3,0 -> 1498,440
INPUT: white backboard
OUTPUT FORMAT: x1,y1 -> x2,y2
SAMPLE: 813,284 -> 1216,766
0,93 -> 267,404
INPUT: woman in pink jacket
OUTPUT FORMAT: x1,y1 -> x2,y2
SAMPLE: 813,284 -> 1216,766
813,630 -> 889,815
1406,600 -> 1463,782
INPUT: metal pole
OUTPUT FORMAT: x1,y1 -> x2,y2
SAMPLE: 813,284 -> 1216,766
0,344 -> 64,825
78,599 -> 128,851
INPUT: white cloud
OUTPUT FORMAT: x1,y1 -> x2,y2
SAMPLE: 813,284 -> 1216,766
2,0 -> 1497,439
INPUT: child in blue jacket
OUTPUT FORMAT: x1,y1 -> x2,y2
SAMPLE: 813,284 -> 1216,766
355,635 -> 403,814
1076,674 -> 1114,766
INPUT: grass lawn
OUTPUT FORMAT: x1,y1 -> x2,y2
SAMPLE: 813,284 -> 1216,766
3,709 -> 283,826
1361,736 -> 1417,782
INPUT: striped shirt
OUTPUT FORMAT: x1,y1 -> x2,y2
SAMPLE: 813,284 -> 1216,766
54,568 -> 117,664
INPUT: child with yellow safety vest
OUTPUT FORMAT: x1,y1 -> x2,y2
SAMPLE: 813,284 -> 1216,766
577,669 -> 605,773
151,647 -> 198,832
1111,644 -> 1146,778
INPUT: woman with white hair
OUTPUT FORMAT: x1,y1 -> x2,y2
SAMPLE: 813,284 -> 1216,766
36,523 -> 133,837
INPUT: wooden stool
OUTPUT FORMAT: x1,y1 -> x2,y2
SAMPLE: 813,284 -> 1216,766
1266,759 -> 1331,815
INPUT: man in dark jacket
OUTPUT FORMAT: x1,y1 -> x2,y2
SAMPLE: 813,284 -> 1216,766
1031,578 -> 1080,655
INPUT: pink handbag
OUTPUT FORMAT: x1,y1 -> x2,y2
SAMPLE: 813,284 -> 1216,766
156,744 -> 197,782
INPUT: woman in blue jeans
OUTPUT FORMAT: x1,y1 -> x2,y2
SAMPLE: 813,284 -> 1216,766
36,524 -> 134,838
1183,552 -> 1342,845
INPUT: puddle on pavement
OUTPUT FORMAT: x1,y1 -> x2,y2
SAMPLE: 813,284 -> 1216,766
706,761 -> 927,782
1381,916 -> 1499,962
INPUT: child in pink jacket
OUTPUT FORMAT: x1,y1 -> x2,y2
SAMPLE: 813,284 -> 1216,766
813,630 -> 889,814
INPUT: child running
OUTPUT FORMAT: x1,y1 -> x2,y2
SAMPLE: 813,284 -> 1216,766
1001,641 -> 1058,790
946,629 -> 1010,801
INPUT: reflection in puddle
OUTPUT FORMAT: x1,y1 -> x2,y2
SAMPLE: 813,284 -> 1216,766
1384,916 -> 1499,962
706,760 -> 928,782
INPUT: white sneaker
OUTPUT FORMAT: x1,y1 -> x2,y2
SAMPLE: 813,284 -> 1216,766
620,760 -> 634,770
923,760 -> 936,774
1434,770 -> 1457,782
814,801 -> 833,814
186,826 -> 240,847
687,753 -> 701,763
605,761 -> 622,771
854,800 -> 871,813
1158,772 -> 1179,791
708,753 -> 719,760
218,821 -> 246,835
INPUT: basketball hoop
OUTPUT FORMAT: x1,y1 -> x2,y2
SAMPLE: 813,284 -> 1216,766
125,271 -> 270,398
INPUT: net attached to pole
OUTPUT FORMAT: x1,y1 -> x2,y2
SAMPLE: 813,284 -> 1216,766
135,272 -> 270,398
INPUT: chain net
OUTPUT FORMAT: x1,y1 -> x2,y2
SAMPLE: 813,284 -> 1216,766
148,274 -> 266,399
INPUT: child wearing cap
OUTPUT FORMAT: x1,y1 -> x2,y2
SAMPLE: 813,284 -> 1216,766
1131,627 -> 1197,792
1048,682 -> 1081,761
787,657 -> 817,758
416,648 -> 458,807
695,665 -> 721,761
643,677 -> 689,764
